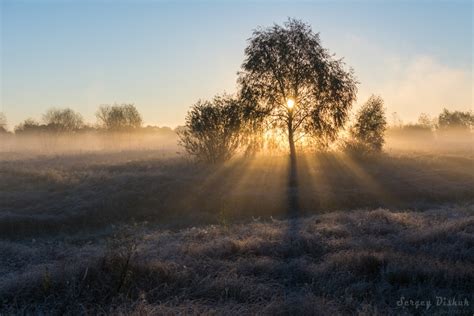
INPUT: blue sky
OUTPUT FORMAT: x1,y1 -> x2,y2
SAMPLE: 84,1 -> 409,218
1,0 -> 472,128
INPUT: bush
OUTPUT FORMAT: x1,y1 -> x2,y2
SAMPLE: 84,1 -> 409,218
179,95 -> 245,163
350,95 -> 387,152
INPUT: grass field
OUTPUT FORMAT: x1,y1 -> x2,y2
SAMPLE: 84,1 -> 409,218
0,135 -> 473,314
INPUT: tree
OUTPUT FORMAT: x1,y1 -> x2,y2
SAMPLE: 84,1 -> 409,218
438,108 -> 473,131
394,113 -> 435,137
0,112 -> 7,133
351,95 -> 387,152
417,113 -> 434,129
179,94 -> 245,163
238,19 -> 357,158
96,104 -> 143,131
14,118 -> 43,134
43,108 -> 84,133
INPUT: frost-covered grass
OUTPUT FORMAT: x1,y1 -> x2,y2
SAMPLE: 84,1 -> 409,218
0,150 -> 473,238
0,207 -> 472,315
0,147 -> 473,314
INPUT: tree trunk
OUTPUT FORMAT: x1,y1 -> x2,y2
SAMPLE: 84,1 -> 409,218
287,113 -> 299,217
287,113 -> 296,161
287,113 -> 297,188
288,128 -> 296,160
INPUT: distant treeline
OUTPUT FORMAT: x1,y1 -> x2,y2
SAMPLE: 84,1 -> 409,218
0,105 -> 471,139
0,104 -> 179,136
388,109 -> 474,134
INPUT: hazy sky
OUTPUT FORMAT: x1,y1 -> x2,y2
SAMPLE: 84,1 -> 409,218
1,0 -> 472,128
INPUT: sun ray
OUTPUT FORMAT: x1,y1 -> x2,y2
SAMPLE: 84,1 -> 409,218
223,154 -> 289,216
332,152 -> 399,206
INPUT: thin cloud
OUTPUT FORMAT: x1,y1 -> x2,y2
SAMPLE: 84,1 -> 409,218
378,56 -> 472,122
347,34 -> 473,122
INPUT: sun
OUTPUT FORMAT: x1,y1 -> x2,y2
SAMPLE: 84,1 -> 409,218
286,98 -> 295,109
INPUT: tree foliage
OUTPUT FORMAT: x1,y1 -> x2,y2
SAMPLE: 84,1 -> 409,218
0,113 -> 7,133
43,108 -> 84,133
351,95 -> 387,151
238,18 -> 357,155
179,95 -> 246,163
96,104 -> 143,131
438,109 -> 473,131
417,113 -> 434,129
14,118 -> 43,134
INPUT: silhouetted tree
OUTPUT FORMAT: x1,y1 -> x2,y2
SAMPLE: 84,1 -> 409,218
43,108 -> 84,133
0,113 -> 7,133
393,113 -> 435,137
238,19 -> 357,158
438,109 -> 473,131
417,113 -> 434,129
351,95 -> 387,151
96,104 -> 143,131
179,95 -> 245,163
236,89 -> 268,156
14,118 -> 45,134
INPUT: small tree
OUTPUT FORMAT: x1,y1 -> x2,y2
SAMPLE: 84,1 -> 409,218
96,104 -> 142,131
351,95 -> 387,152
0,113 -> 7,133
417,113 -> 434,129
438,108 -> 473,131
43,108 -> 84,133
179,95 -> 245,163
14,118 -> 43,134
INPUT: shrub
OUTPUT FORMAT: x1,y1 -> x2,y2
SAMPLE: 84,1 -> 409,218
350,95 -> 387,152
179,94 -> 245,163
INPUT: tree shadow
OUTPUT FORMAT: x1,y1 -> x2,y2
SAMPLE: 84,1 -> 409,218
287,154 -> 300,217
285,154 -> 301,243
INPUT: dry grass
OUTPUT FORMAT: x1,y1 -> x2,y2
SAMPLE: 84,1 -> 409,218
0,135 -> 473,314
0,207 -> 472,315
0,148 -> 473,238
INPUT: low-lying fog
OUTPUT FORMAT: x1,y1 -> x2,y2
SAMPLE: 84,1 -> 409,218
0,129 -> 471,159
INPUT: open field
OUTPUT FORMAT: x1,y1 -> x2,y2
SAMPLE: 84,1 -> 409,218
1,145 -> 473,237
0,135 -> 473,314
0,207 -> 472,314
2,2 -> 473,314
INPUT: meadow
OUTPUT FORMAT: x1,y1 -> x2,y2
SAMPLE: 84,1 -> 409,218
0,132 -> 473,314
